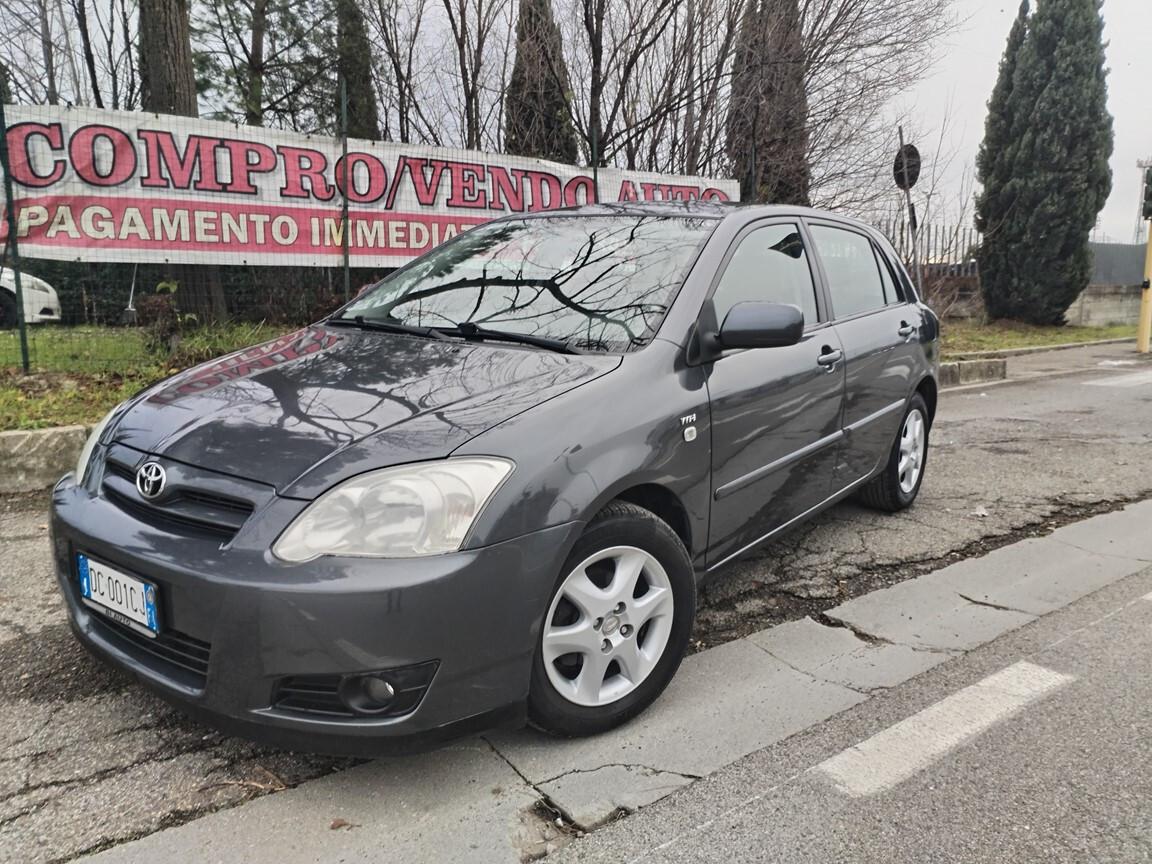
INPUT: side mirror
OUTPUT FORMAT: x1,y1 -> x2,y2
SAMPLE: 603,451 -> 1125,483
718,302 -> 804,350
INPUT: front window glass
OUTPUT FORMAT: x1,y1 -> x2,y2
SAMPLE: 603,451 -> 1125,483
711,224 -> 818,327
340,215 -> 717,351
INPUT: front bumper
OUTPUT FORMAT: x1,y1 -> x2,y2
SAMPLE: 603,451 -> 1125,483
51,478 -> 581,755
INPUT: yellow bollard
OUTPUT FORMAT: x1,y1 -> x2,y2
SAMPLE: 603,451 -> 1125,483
1140,224 -> 1152,354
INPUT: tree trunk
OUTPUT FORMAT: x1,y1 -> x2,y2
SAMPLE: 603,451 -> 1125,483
246,0 -> 268,126
140,0 -> 228,323
139,0 -> 198,116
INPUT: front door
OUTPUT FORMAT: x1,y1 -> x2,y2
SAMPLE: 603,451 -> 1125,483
807,222 -> 918,486
704,221 -> 846,568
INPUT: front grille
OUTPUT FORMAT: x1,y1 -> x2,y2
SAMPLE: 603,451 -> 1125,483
275,677 -> 349,717
90,614 -> 212,689
102,453 -> 257,542
103,486 -> 240,540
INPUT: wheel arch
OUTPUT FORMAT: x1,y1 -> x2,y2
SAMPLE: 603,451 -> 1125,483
915,375 -> 938,426
609,483 -> 693,555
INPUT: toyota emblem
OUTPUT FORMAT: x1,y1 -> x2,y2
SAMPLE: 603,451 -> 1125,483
136,462 -> 167,499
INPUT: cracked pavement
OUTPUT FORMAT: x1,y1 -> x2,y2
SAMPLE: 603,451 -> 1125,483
2,343 -> 1152,863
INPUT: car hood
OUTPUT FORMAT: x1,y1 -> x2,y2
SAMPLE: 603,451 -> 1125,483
112,325 -> 620,497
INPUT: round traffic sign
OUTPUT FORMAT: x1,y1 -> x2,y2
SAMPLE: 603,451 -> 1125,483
893,144 -> 921,190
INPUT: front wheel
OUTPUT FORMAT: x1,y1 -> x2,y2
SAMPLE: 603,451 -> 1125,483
528,501 -> 695,737
857,393 -> 930,512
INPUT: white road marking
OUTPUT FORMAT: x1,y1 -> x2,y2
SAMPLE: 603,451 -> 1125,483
1142,592 -> 1152,602
816,661 -> 1074,797
1085,370 -> 1152,388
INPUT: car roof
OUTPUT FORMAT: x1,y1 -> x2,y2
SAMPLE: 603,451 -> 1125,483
508,201 -> 882,235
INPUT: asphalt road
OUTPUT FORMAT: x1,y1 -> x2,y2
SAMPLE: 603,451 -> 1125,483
2,343 -> 1151,863
552,564 -> 1152,864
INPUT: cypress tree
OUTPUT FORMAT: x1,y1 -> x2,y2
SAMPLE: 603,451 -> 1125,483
974,0 -> 1029,300
504,0 -> 578,164
335,0 -> 381,140
726,0 -> 810,205
977,0 -> 1112,324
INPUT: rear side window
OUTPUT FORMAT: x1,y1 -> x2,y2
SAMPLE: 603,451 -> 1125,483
711,224 -> 819,328
809,224 -> 889,318
876,252 -> 900,303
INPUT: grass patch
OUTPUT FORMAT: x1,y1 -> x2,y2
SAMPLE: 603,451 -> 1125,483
0,322 -> 293,430
942,320 -> 1136,357
0,326 -> 151,372
0,369 -> 159,430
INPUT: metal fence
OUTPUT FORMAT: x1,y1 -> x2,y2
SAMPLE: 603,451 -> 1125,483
3,218 -> 989,375
0,255 -> 385,373
1088,242 -> 1146,286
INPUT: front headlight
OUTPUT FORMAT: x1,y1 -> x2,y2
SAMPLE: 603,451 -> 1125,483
74,403 -> 125,485
272,458 -> 514,563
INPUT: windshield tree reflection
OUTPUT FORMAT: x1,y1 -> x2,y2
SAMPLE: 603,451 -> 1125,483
340,215 -> 717,351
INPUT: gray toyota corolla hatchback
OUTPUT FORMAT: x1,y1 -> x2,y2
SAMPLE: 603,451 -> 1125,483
51,202 -> 938,754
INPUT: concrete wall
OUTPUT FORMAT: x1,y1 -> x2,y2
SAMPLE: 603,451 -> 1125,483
1065,284 -> 1144,327
0,425 -> 89,494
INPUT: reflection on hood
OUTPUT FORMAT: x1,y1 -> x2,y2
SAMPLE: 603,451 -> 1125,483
113,326 -> 619,494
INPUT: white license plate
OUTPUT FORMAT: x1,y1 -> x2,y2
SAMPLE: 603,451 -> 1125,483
77,554 -> 160,637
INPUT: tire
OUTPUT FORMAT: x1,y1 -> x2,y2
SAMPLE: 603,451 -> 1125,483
528,501 -> 696,737
856,393 -> 930,512
0,290 -> 16,330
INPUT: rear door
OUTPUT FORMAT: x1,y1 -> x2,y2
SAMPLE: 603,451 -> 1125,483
806,221 -> 919,487
704,220 -> 846,568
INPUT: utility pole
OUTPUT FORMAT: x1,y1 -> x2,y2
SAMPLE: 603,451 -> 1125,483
1138,166 -> 1152,354
0,99 -> 30,373
1135,159 -> 1151,245
340,76 -> 350,302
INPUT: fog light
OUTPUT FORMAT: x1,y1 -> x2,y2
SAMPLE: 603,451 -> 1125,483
362,675 -> 396,704
339,673 -> 397,714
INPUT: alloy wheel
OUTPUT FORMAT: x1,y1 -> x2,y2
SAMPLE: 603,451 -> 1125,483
898,408 -> 926,493
542,545 -> 674,707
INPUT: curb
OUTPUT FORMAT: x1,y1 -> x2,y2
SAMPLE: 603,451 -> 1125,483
938,358 -> 1007,389
946,336 -> 1135,361
0,424 -> 88,494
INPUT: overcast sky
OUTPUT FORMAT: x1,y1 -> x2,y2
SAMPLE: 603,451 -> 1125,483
904,0 -> 1150,243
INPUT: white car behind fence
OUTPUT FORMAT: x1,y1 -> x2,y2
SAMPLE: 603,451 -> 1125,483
1,268 -> 63,327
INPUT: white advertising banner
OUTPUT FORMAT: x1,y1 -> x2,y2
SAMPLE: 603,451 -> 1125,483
1,105 -> 739,267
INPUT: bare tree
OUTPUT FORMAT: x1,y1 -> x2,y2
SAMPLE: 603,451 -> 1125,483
70,0 -> 105,106
440,0 -> 511,149
193,0 -> 332,132
367,0 -> 432,142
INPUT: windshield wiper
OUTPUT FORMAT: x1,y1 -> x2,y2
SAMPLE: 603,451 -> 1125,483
435,322 -> 580,354
326,314 -> 451,341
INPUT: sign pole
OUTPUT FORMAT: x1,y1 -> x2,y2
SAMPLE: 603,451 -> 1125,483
1138,222 -> 1151,354
897,125 -> 924,297
0,100 -> 30,373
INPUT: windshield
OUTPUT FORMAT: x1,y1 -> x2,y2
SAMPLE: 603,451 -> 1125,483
337,215 -> 717,352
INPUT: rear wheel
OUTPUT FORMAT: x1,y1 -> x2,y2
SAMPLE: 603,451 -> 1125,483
528,501 -> 695,737
857,393 -> 930,512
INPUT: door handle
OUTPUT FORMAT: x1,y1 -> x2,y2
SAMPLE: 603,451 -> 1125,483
817,348 -> 843,368
898,322 -> 916,338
